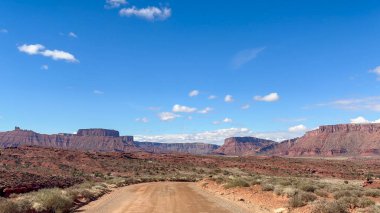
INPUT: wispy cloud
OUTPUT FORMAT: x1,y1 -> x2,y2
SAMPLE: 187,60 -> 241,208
208,95 -> 217,100
241,104 -> 250,110
136,117 -> 149,123
223,118 -> 233,123
18,44 -> 78,63
189,90 -> 199,97
370,66 -> 380,80
93,90 -> 105,95
316,96 -> 380,112
119,6 -> 171,21
41,65 -> 49,70
350,116 -> 380,124
105,0 -> 127,8
288,124 -> 307,133
254,92 -> 280,102
198,107 -> 213,114
68,32 -> 77,38
158,112 -> 180,121
232,47 -> 265,69
172,104 -> 197,113
224,95 -> 234,103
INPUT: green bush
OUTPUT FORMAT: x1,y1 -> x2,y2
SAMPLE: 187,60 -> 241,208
364,189 -> 380,197
32,188 -> 73,213
224,179 -> 250,189
312,200 -> 349,213
288,191 -> 317,208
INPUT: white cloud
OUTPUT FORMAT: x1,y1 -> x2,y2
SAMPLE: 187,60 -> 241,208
105,0 -> 127,8
158,112 -> 180,121
317,96 -> 380,112
198,107 -> 213,114
223,118 -> 233,123
224,95 -> 234,102
350,116 -> 380,124
189,90 -> 199,97
18,44 -> 78,63
18,44 -> 45,55
241,104 -> 250,110
136,117 -> 149,123
119,6 -> 171,21
208,95 -> 217,100
172,104 -> 197,113
93,90 -> 104,95
135,127 -> 303,144
232,47 -> 265,69
370,66 -> 380,80
254,92 -> 280,102
212,121 -> 221,125
0,29 -> 8,33
68,32 -> 77,38
288,124 -> 307,133
41,65 -> 49,70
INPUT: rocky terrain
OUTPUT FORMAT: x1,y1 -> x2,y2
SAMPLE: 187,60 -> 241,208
271,123 -> 380,157
214,137 -> 276,156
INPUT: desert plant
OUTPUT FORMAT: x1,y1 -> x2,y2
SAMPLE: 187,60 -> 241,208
261,183 -> 275,191
364,189 -> 380,197
315,189 -> 329,197
312,200 -> 349,213
31,188 -> 73,213
0,198 -> 20,213
224,178 -> 250,189
288,191 -> 317,208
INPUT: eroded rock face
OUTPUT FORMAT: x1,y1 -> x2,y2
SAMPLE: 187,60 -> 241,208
214,137 -> 276,156
135,142 -> 219,155
273,124 -> 380,156
0,128 -> 135,152
77,129 -> 120,137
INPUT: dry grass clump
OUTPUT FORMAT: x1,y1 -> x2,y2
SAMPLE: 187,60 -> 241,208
312,200 -> 349,213
224,178 -> 250,189
288,190 -> 317,208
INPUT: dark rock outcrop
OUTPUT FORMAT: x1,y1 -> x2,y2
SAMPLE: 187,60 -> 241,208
135,142 -> 219,155
214,137 -> 276,156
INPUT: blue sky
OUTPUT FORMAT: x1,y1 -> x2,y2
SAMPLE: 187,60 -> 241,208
1,0 -> 380,144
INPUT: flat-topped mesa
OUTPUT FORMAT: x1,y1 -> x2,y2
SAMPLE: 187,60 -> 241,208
305,123 -> 380,137
214,136 -> 276,156
77,129 -> 120,137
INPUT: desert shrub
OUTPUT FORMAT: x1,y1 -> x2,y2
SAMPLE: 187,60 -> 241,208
364,189 -> 380,197
31,188 -> 73,213
261,183 -> 274,191
250,178 -> 262,185
357,197 -> 375,208
288,191 -> 317,208
366,205 -> 380,213
299,184 -> 317,193
224,178 -> 250,189
315,189 -> 329,197
333,189 -> 363,199
283,187 -> 297,197
337,196 -> 359,209
274,186 -> 284,196
312,200 -> 349,213
0,198 -> 20,213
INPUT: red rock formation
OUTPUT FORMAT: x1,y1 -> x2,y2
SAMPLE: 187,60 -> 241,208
0,128 -> 135,152
273,123 -> 380,156
135,142 -> 219,155
214,137 -> 276,156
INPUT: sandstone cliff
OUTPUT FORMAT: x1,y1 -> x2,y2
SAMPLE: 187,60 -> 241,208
0,128 -> 136,152
214,137 -> 276,156
134,142 -> 219,155
272,124 -> 380,156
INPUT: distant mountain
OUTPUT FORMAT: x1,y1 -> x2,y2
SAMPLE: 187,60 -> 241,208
0,127 -> 219,155
134,142 -> 219,155
270,124 -> 380,156
213,137 -> 276,156
0,127 -> 136,152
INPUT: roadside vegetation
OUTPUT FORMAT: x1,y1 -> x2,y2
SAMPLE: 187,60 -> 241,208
208,171 -> 380,212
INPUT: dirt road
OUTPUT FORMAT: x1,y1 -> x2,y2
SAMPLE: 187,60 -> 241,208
77,182 -> 250,213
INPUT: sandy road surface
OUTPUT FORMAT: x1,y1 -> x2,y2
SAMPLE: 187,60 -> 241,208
77,182 -> 250,213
